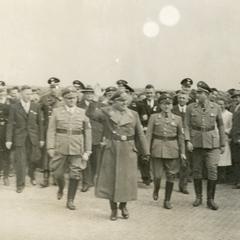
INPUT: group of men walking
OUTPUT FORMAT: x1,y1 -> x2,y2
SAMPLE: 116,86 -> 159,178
0,77 -> 239,221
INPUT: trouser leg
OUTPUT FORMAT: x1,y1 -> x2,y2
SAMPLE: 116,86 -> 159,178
15,147 -> 27,188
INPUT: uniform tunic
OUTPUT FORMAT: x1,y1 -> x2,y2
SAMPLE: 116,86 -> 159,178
146,112 -> 185,181
47,105 -> 92,179
86,104 -> 149,202
185,101 -> 225,180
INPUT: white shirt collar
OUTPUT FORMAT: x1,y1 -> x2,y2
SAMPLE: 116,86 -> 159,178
65,105 -> 76,113
178,104 -> 186,112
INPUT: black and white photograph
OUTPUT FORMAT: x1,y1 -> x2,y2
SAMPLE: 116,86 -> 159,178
0,1 -> 240,239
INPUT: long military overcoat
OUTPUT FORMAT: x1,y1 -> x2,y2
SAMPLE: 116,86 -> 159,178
87,104 -> 149,202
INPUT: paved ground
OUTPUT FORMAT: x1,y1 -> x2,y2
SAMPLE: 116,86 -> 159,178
1,174 -> 240,240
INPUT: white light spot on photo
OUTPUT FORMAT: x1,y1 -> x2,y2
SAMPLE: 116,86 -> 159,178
143,21 -> 159,38
159,5 -> 180,26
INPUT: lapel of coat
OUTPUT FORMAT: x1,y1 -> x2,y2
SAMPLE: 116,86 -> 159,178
17,101 -> 28,119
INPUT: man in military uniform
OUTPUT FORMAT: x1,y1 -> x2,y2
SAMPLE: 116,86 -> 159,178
0,88 -> 10,186
185,81 -> 225,210
6,85 -> 44,193
47,87 -> 92,210
146,94 -> 186,209
72,80 -> 85,104
173,78 -> 194,105
39,77 -> 62,187
86,90 -> 149,220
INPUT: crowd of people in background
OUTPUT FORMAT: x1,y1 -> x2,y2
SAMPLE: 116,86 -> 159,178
0,77 -> 240,220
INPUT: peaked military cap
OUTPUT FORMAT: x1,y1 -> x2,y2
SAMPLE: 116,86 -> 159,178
181,78 -> 193,87
62,86 -> 77,97
81,85 -> 94,93
158,93 -> 173,104
231,90 -> 240,98
48,77 -> 60,85
105,86 -> 117,93
123,84 -> 134,93
0,81 -> 6,86
110,90 -> 129,101
116,79 -> 128,86
72,80 -> 85,89
196,81 -> 211,93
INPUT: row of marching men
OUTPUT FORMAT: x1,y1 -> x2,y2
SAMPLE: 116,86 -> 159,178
0,78 -> 239,222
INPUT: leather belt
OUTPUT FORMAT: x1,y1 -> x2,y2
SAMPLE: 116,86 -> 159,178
56,128 -> 83,135
191,126 -> 215,132
111,133 -> 135,141
153,134 -> 177,141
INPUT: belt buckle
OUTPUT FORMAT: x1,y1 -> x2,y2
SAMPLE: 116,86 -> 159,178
121,135 -> 127,141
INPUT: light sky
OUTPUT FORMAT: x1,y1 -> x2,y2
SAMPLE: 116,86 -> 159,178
0,0 -> 239,90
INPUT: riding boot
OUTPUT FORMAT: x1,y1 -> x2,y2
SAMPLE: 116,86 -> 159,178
193,179 -> 203,207
66,179 -> 79,210
207,180 -> 219,210
163,181 -> 174,209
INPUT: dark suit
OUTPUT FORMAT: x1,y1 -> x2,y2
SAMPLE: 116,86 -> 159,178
172,105 -> 191,192
136,98 -> 159,184
0,101 -> 10,179
230,105 -> 240,185
77,100 -> 95,189
6,101 -> 44,187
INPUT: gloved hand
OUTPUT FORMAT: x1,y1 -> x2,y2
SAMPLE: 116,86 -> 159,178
180,153 -> 187,169
5,142 -> 12,150
142,155 -> 150,163
48,149 -> 55,158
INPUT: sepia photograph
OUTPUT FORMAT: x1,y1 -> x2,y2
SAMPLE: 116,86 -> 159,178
0,1 -> 240,239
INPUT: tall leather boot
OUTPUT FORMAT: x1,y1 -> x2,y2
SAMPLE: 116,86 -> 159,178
193,179 -> 202,207
56,177 -> 65,200
119,202 -> 129,219
109,201 -> 118,221
163,181 -> 174,209
66,179 -> 79,210
207,180 -> 218,210
40,170 -> 50,188
153,178 -> 161,201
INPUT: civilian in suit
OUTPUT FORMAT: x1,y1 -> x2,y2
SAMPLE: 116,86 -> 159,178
47,87 -> 92,210
0,88 -> 10,186
172,91 -> 191,194
146,94 -> 186,209
6,86 -> 44,193
229,91 -> 240,189
77,86 -> 96,192
137,84 -> 159,185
